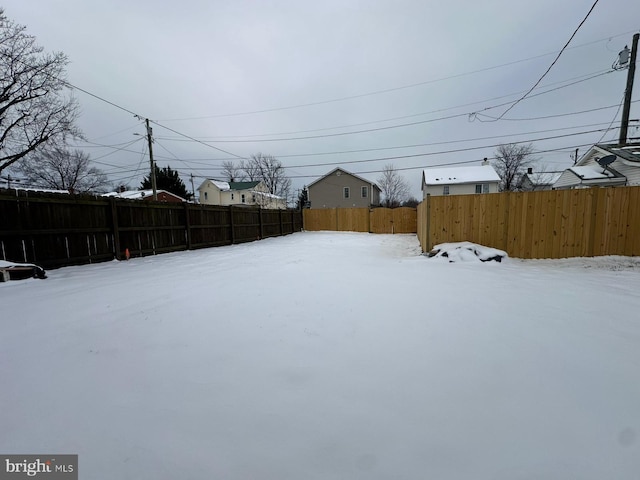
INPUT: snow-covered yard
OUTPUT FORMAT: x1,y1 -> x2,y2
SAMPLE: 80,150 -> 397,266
1,232 -> 639,479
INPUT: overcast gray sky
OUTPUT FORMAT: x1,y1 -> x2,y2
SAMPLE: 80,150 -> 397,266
4,0 -> 640,199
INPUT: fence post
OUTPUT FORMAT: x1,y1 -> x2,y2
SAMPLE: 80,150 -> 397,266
291,209 -> 295,234
425,194 -> 431,252
279,208 -> 283,236
229,205 -> 235,244
259,207 -> 264,239
184,202 -> 193,250
110,197 -> 122,260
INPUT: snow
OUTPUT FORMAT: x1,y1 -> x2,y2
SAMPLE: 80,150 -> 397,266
1,232 -> 640,479
103,189 -> 161,199
428,241 -> 507,262
211,180 -> 231,191
422,165 -> 501,184
569,166 -> 616,180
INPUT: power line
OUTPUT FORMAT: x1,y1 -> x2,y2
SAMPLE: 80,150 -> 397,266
158,70 -> 614,140
596,92 -> 626,143
157,30 -> 633,122
152,121 -> 615,167
149,120 -> 247,159
493,0 -> 601,120
182,142 -> 597,180
474,99 -> 639,122
155,71 -> 614,144
169,126 -> 618,173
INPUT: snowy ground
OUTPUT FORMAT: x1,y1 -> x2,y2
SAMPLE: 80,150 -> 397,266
1,232 -> 640,479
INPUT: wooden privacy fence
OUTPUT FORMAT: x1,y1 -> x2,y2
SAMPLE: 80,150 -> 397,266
0,189 -> 303,269
417,186 -> 640,258
303,207 -> 417,234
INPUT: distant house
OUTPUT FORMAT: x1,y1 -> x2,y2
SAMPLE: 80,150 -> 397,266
421,164 -> 500,198
520,169 -> 563,191
197,179 -> 286,209
553,143 -> 640,189
103,189 -> 186,202
307,167 -> 381,208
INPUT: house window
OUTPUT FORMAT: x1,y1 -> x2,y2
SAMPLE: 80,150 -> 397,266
443,186 -> 450,195
475,184 -> 482,194
231,193 -> 234,200
252,194 -> 256,202
344,187 -> 350,199
483,183 -> 490,193
241,194 -> 245,203
204,192 -> 208,200
361,186 -> 368,198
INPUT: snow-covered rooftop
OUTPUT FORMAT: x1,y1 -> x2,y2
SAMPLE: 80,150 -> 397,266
211,180 -> 230,191
103,190 -> 154,199
523,171 -> 563,186
568,166 -> 616,180
423,165 -> 500,185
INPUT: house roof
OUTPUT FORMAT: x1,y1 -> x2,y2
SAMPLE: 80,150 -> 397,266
566,166 -> 617,180
103,189 -> 185,201
595,143 -> 640,164
553,165 -> 627,189
422,165 -> 500,186
307,167 -> 381,190
229,181 -> 260,190
522,171 -> 563,186
198,179 -> 261,191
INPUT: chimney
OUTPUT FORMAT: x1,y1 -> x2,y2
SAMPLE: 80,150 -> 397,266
527,167 -> 533,174
482,158 -> 489,166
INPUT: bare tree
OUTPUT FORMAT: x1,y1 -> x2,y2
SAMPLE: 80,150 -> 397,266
17,147 -> 109,193
377,164 -> 410,207
239,158 -> 261,182
492,143 -> 536,192
242,153 -> 291,199
221,160 -> 243,182
0,9 -> 80,174
520,163 -> 555,191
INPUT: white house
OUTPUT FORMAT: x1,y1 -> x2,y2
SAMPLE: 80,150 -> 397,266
197,179 -> 286,209
421,164 -> 501,198
553,143 -> 640,189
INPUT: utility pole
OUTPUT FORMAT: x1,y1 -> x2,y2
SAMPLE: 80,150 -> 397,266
619,33 -> 639,145
145,118 -> 157,200
190,173 -> 195,200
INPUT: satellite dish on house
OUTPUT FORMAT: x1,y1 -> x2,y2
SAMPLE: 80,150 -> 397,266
596,154 -> 616,173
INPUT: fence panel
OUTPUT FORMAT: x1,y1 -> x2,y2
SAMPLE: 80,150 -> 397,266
338,208 -> 369,232
416,187 -> 640,259
303,209 -> 338,231
0,189 -> 301,269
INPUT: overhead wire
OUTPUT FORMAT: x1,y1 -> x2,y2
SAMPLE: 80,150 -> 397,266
157,70 -> 614,140
156,29 -> 633,122
492,0 -> 601,120
168,126 -> 619,172
155,71 -> 615,144
595,92 -> 626,143
152,120 -> 618,166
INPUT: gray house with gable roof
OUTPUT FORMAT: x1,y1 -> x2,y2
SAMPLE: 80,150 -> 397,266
307,167 -> 381,208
